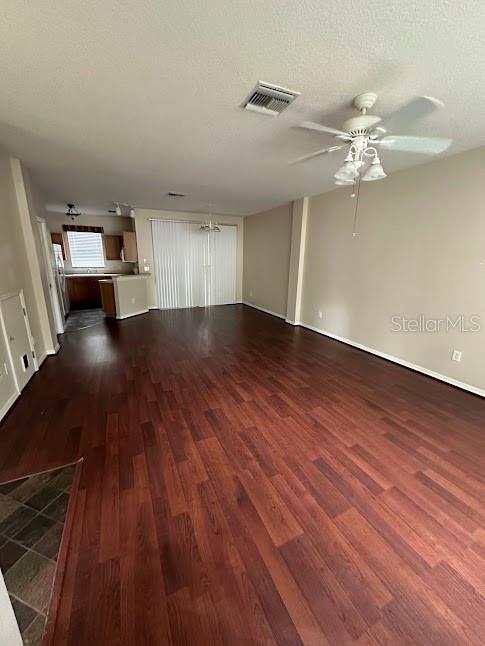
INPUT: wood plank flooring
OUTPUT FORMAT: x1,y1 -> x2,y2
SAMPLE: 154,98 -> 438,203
1,304 -> 485,644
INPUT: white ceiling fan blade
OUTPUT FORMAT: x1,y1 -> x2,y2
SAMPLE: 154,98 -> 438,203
298,121 -> 349,137
379,135 -> 452,154
376,96 -> 444,135
291,144 -> 346,164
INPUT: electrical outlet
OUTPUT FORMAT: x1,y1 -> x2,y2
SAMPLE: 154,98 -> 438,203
143,266 -> 149,272
131,297 -> 136,304
451,349 -> 462,362
249,289 -> 253,297
318,311 -> 323,319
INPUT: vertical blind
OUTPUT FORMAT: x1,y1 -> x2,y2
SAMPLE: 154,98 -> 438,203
67,231 -> 105,268
151,220 -> 237,309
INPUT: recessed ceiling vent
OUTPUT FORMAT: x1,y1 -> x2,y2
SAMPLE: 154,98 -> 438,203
243,81 -> 300,117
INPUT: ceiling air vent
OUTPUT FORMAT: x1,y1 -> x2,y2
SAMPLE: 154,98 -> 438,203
167,192 -> 185,198
243,81 -> 300,116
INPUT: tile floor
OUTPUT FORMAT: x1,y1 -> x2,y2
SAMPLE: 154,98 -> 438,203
0,465 -> 75,645
65,308 -> 106,332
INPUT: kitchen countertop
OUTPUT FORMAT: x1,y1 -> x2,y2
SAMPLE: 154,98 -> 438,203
66,273 -> 124,278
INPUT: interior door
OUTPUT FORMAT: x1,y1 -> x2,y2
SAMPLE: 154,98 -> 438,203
0,294 -> 36,391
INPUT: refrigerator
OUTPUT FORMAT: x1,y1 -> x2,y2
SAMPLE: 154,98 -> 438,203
52,243 -> 70,317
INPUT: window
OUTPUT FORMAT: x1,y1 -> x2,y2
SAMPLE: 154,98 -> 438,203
67,231 -> 105,268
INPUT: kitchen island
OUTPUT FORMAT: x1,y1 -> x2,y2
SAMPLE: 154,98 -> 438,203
99,275 -> 149,319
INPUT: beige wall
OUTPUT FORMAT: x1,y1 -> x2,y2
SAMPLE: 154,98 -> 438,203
242,202 -> 292,317
135,208 -> 244,308
301,146 -> 485,392
113,275 -> 149,319
20,164 -> 58,349
0,153 -> 20,414
0,151 -> 59,417
1,157 -> 56,359
44,212 -> 134,275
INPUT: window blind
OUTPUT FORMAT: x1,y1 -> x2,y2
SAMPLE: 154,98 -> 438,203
67,231 -> 105,268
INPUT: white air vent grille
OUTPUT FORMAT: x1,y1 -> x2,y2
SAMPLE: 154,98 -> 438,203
243,81 -> 300,116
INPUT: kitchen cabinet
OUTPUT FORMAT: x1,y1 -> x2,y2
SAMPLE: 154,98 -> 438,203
122,231 -> 138,262
99,280 -> 116,317
66,276 -> 103,309
103,235 -> 123,261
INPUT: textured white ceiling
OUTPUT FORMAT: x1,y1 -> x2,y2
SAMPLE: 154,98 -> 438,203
0,1 -> 484,215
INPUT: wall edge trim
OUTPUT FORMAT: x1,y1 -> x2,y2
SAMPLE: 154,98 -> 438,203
300,321 -> 485,398
0,391 -> 20,423
116,309 -> 149,320
242,301 -> 286,320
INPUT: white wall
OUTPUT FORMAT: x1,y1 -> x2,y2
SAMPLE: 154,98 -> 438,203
0,150 -> 60,419
242,202 -> 292,317
134,208 -> 244,308
20,164 -> 58,350
0,568 -> 22,646
113,275 -> 149,319
44,212 -> 134,275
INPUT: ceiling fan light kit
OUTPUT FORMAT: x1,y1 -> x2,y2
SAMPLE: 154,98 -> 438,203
362,156 -> 387,182
294,92 -> 452,189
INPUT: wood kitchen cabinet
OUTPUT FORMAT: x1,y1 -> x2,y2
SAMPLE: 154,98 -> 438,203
66,277 -> 103,309
103,235 -> 123,261
122,231 -> 138,262
99,280 -> 116,317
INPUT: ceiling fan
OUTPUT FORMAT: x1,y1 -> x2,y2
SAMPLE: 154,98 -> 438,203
293,93 -> 452,185
108,202 -> 135,218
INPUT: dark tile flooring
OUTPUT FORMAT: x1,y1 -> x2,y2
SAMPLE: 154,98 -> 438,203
65,308 -> 105,332
0,465 -> 75,645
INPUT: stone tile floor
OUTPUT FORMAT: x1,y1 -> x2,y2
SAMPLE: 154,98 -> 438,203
0,465 -> 75,645
65,308 -> 106,332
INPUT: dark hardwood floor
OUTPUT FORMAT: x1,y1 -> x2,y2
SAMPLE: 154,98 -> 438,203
1,304 -> 485,645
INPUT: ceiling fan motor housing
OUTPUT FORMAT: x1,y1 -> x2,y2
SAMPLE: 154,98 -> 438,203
342,114 -> 382,137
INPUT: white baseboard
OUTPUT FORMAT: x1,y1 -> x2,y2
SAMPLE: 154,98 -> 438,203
37,352 -> 47,367
300,321 -> 485,399
0,390 -> 20,422
116,308 -> 149,320
242,301 -> 286,320
45,342 -> 60,357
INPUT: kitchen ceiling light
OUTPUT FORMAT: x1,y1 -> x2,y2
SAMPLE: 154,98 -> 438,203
65,203 -> 80,220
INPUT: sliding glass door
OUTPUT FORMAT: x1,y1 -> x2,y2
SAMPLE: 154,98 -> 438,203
151,220 -> 237,309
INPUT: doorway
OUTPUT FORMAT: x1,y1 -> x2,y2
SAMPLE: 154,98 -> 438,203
37,220 -> 65,334
151,220 -> 237,309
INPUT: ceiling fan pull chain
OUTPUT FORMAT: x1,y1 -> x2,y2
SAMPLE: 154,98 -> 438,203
352,177 -> 362,238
